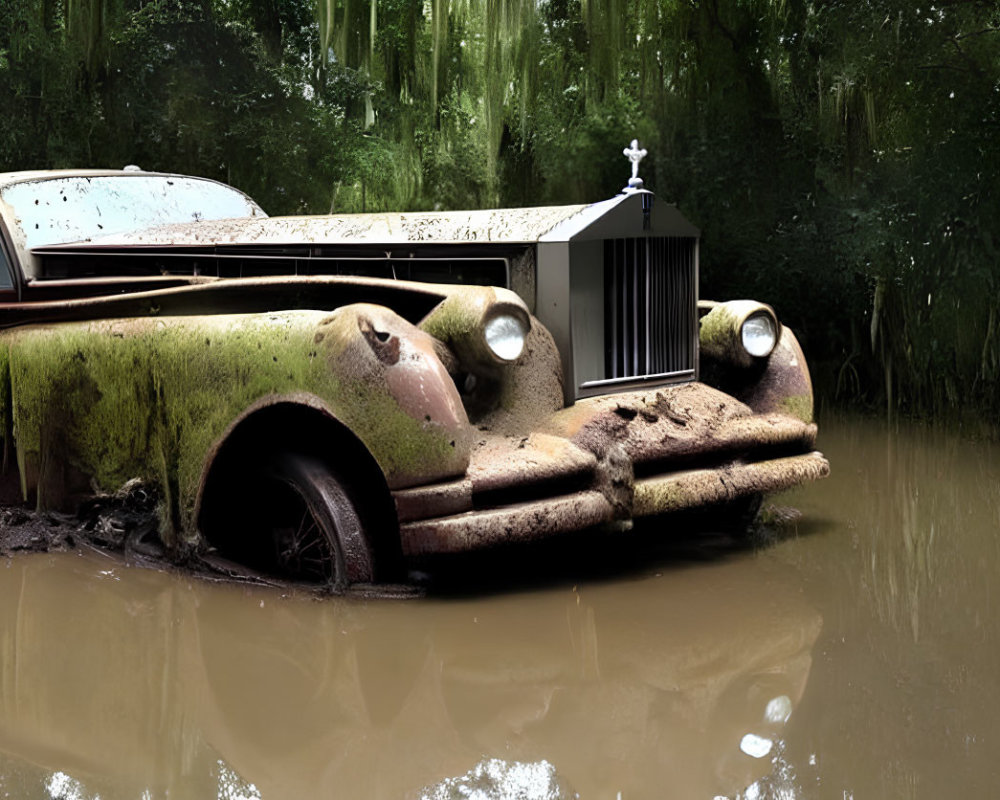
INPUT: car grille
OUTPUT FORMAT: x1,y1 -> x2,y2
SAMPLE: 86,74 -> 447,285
603,236 -> 697,383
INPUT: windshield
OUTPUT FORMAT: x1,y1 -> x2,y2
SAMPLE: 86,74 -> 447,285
1,174 -> 266,250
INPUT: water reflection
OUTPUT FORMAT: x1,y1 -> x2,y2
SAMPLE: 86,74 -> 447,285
771,417 -> 1000,799
0,548 -> 821,799
799,417 -> 1000,646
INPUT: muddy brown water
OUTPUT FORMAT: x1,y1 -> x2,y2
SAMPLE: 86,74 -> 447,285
0,415 -> 998,799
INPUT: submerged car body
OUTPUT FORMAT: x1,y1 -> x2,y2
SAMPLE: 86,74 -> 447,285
0,167 -> 828,587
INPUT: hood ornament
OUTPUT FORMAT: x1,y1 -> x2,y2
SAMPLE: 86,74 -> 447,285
622,139 -> 647,193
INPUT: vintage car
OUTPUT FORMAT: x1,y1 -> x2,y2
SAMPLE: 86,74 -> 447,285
0,158 -> 829,588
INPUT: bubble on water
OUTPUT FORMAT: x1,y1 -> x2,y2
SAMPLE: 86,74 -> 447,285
764,695 -> 793,724
740,733 -> 774,759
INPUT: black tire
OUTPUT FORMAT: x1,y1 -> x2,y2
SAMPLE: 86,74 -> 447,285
253,453 -> 376,589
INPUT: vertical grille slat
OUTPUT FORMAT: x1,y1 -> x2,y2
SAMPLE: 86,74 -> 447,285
602,236 -> 696,384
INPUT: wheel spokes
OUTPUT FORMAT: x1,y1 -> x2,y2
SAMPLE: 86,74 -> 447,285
273,501 -> 334,583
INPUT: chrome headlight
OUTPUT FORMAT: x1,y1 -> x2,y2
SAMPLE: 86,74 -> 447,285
741,313 -> 777,358
484,313 -> 528,362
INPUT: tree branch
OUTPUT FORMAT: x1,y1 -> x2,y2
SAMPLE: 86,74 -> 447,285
707,0 -> 739,52
947,36 -> 986,76
916,63 -> 974,72
953,27 -> 1000,41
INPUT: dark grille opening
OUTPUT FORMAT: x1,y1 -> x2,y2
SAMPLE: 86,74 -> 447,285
604,237 -> 696,382
39,249 -> 509,288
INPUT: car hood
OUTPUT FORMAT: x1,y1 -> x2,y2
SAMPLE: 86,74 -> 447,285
33,204 -> 593,251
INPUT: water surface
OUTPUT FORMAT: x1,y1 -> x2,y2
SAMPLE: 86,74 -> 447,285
0,416 -> 997,799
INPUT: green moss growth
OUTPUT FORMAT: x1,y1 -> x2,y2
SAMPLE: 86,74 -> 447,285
780,393 -> 814,424
698,305 -> 740,361
0,342 -> 11,474
634,482 -> 692,516
701,302 -> 782,370
419,290 -> 492,349
335,375 -> 462,482
0,342 -> 11,438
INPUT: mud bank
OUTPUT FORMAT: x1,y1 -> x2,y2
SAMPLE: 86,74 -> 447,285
1,481 -> 232,580
0,506 -> 79,557
0,483 -> 420,598
0,479 -> 166,559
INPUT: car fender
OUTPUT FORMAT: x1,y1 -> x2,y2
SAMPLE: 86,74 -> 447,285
699,324 -> 815,424
0,305 -> 471,541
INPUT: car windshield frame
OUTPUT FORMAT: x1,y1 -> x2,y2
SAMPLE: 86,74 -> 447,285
1,174 -> 266,251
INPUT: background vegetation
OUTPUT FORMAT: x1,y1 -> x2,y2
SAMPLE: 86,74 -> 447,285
2,0 -> 998,419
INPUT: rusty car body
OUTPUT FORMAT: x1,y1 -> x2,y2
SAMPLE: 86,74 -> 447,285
0,166 -> 829,588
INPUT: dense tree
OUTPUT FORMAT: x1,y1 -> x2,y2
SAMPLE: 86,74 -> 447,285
1,0 -> 998,418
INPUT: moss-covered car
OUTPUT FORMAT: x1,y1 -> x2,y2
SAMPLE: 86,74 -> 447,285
0,163 -> 828,588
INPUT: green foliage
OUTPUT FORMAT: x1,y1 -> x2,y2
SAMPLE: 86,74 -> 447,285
2,0 -> 999,417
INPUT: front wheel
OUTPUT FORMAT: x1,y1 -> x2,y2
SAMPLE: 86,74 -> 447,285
208,452 -> 379,590
261,453 -> 376,589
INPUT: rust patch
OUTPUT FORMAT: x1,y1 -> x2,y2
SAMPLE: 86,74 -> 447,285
323,304 -> 469,436
358,316 -> 401,365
